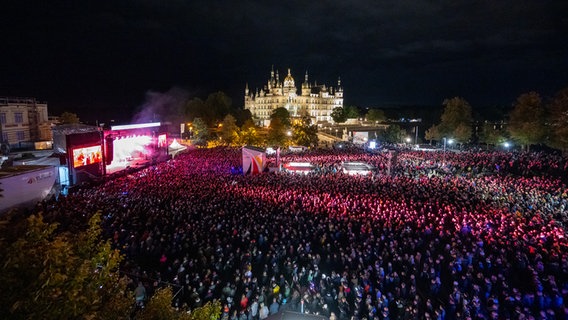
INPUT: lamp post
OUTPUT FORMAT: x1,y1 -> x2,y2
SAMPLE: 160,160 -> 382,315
442,137 -> 447,165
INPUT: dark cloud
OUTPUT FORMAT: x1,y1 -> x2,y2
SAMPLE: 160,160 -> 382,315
1,0 -> 567,121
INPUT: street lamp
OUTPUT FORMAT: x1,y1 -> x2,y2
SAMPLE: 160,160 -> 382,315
335,128 -> 338,138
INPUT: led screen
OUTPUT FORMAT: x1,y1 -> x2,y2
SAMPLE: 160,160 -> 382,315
72,145 -> 102,168
158,134 -> 167,148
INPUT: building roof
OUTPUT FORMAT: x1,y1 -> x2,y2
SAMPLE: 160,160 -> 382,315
52,124 -> 100,135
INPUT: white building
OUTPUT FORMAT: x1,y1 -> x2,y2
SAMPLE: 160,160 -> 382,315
0,97 -> 52,148
244,67 -> 343,126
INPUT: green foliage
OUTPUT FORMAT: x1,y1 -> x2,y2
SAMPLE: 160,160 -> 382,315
424,125 -> 442,143
138,287 -> 222,320
185,98 -> 205,120
188,300 -> 222,320
0,212 -> 132,320
331,107 -> 347,123
344,105 -> 360,119
292,116 -> 319,147
205,92 -> 232,124
192,118 -> 210,146
239,119 -> 261,146
220,115 -> 239,145
546,87 -> 568,152
438,97 -> 473,142
453,123 -> 473,144
184,92 -> 232,126
380,124 -> 404,143
478,122 -> 506,147
59,112 -> 80,124
233,109 -> 253,127
267,117 -> 289,147
138,287 -> 178,320
270,107 -> 291,127
508,92 -> 546,151
366,109 -> 386,122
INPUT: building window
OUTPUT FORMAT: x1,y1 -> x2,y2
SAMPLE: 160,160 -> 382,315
0,113 -> 5,124
17,131 -> 25,140
2,132 -> 7,142
15,112 -> 23,123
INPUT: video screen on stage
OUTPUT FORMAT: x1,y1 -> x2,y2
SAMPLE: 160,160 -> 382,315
72,145 -> 102,168
158,134 -> 167,148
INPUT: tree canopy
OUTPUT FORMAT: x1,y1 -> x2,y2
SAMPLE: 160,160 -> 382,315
380,124 -> 404,144
546,87 -> 568,152
478,122 -> 507,147
220,114 -> 239,145
239,119 -> 261,146
59,112 -> 80,124
427,97 -> 473,144
0,212 -> 132,319
366,109 -> 386,122
507,91 -> 546,151
331,107 -> 347,123
192,118 -> 210,146
292,115 -> 318,147
138,287 -> 221,320
270,107 -> 291,127
267,117 -> 289,147
184,92 -> 232,126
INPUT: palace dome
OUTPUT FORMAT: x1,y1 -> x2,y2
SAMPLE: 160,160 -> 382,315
283,68 -> 295,88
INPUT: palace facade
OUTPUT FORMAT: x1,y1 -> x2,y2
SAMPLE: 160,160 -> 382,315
0,97 -> 52,148
244,67 -> 343,126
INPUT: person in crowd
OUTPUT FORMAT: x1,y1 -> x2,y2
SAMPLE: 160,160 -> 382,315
36,147 -> 568,319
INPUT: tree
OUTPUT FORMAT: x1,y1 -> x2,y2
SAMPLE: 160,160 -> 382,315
239,119 -> 261,146
292,116 -> 318,147
233,108 -> 253,127
220,114 -> 239,145
267,117 -> 288,147
344,105 -> 360,119
270,107 -> 291,127
366,109 -> 386,122
380,124 -> 404,143
546,87 -> 568,153
192,118 -> 210,146
437,97 -> 473,143
183,92 -> 233,126
508,92 -> 546,151
138,286 -> 221,320
425,125 -> 442,144
59,112 -> 80,124
0,212 -> 132,319
184,98 -> 205,121
478,122 -> 506,148
331,107 -> 347,123
453,123 -> 473,145
204,92 -> 232,125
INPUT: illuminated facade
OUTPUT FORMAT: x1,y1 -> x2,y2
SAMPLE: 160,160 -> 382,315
0,97 -> 52,147
244,67 -> 343,125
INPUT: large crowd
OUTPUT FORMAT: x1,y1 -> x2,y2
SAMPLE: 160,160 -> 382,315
37,147 -> 568,320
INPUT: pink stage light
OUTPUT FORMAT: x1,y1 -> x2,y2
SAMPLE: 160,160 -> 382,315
111,135 -> 153,165
110,122 -> 161,131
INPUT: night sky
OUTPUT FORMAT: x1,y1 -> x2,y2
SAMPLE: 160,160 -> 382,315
2,0 -> 567,122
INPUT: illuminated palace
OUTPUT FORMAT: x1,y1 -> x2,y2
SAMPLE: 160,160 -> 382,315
244,67 -> 343,125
